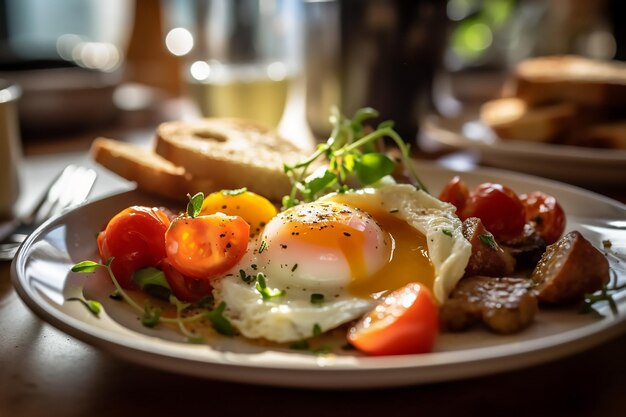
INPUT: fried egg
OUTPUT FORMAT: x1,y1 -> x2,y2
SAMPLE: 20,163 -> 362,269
212,184 -> 471,343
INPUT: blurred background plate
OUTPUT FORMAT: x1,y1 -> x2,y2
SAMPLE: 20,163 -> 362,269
423,113 -> 626,186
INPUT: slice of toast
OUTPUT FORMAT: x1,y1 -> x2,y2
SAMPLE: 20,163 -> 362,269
507,55 -> 626,108
480,98 -> 577,142
569,120 -> 626,149
154,118 -> 307,202
91,137 -> 215,202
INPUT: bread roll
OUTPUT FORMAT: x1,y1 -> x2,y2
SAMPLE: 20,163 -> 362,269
154,118 -> 308,202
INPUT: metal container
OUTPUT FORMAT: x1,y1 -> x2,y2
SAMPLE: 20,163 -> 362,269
304,0 -> 447,142
0,80 -> 22,218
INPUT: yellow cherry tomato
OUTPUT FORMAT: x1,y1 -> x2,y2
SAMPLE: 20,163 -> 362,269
201,189 -> 277,237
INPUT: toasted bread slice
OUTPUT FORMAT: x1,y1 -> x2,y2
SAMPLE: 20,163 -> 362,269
569,120 -> 626,149
154,118 -> 307,202
480,98 -> 577,142
507,55 -> 626,108
91,137 -> 215,202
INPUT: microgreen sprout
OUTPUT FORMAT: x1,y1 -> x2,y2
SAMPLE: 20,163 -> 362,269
582,268 -> 624,316
187,192 -> 204,218
205,302 -> 235,336
71,258 -> 234,341
255,273 -> 285,300
66,297 -> 102,317
281,107 -> 428,209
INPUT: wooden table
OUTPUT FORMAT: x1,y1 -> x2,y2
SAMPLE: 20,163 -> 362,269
1,100 -> 626,417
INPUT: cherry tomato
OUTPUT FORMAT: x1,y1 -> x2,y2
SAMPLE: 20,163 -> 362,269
348,283 -> 438,356
160,258 -> 213,302
98,206 -> 170,288
439,176 -> 469,213
519,191 -> 566,244
165,214 -> 250,279
461,183 -> 526,241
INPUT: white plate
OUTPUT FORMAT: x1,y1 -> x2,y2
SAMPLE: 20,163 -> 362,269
423,114 -> 626,186
11,163 -> 626,389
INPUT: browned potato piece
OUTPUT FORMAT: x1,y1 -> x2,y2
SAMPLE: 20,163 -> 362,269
462,217 -> 515,278
440,276 -> 538,334
531,231 -> 610,304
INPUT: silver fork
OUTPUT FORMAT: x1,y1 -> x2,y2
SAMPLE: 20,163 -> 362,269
0,164 -> 97,260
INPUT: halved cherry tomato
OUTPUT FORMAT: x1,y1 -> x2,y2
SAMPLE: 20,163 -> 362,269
98,206 -> 170,288
165,214 -> 250,279
348,283 -> 438,356
461,183 -> 526,241
519,191 -> 566,244
439,176 -> 469,213
160,258 -> 213,302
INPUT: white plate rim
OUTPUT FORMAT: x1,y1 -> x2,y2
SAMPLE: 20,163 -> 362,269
11,162 -> 626,389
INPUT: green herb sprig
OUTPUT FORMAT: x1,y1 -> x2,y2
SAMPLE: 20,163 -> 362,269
581,268 -> 624,316
71,259 -> 234,340
281,107 -> 428,209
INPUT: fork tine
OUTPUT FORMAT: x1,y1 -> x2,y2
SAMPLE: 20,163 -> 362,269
68,167 -> 97,207
0,165 -> 97,256
31,165 -> 77,225
32,165 -> 96,226
43,166 -> 97,223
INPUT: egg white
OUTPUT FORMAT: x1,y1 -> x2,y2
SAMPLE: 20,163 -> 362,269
212,184 -> 471,343
321,184 -> 472,304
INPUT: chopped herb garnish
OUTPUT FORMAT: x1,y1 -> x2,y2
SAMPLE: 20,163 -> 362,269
66,297 -> 102,317
603,239 -> 612,249
291,263 -> 298,272
389,208 -> 399,213
255,273 -> 285,300
442,228 -> 453,237
239,269 -> 254,284
222,187 -> 247,196
258,240 -> 268,253
479,234 -> 497,250
312,323 -> 322,337
310,293 -> 325,304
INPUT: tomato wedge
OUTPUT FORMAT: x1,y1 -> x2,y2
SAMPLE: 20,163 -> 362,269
439,175 -> 469,213
165,214 -> 250,279
519,191 -> 566,244
348,283 -> 438,356
161,258 -> 213,302
98,206 -> 170,288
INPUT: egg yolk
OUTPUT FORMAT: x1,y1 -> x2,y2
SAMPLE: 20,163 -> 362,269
259,201 -> 392,293
258,198 -> 435,298
325,194 -> 435,298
